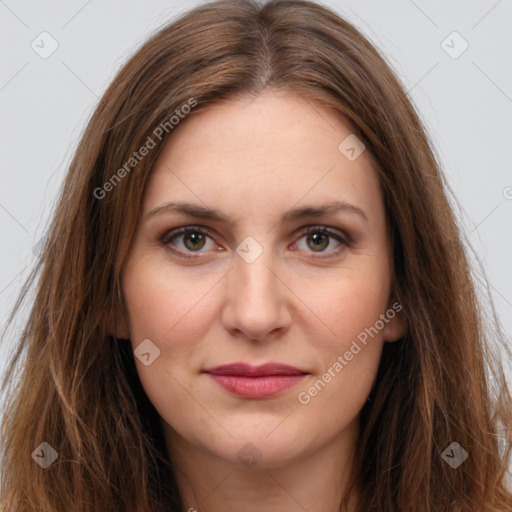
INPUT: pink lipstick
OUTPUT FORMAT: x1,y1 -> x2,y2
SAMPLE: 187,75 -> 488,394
202,363 -> 309,399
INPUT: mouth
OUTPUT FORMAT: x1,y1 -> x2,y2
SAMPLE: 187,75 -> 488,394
202,362 -> 309,399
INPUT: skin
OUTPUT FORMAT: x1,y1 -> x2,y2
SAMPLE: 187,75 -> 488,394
118,89 -> 406,512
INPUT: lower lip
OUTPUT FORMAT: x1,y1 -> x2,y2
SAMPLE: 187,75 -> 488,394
206,374 -> 307,398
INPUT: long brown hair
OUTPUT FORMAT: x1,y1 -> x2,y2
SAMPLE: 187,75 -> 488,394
1,1 -> 511,510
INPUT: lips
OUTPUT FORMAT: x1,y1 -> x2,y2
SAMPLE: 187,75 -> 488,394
203,362 -> 308,377
202,363 -> 309,398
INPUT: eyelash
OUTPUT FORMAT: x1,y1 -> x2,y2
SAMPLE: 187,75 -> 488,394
160,225 -> 352,260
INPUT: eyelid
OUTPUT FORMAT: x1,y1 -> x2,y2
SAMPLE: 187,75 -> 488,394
160,224 -> 216,245
297,225 -> 354,246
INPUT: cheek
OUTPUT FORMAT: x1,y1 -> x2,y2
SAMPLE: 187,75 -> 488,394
121,261 -> 219,427
121,259 -> 225,408
300,258 -> 391,350
293,259 -> 390,409
292,295 -> 386,444
122,256 -> 221,343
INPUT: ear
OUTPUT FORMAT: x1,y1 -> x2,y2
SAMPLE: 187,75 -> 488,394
382,299 -> 406,343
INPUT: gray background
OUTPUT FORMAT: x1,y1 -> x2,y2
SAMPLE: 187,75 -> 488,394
1,1 -> 511,389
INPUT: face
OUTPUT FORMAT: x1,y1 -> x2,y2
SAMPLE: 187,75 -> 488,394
119,89 -> 405,469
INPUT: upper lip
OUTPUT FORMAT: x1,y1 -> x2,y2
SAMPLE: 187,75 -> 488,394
202,362 -> 309,377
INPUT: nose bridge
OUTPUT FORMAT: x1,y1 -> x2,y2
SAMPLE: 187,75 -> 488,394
233,239 -> 279,306
222,238 -> 291,339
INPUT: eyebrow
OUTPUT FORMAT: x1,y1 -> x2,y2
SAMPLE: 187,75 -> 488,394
145,200 -> 369,225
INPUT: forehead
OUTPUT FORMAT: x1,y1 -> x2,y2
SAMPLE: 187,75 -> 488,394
143,90 -> 382,224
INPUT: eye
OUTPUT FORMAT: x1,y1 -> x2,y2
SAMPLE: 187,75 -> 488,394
291,225 -> 351,257
161,226 -> 218,257
160,225 -> 351,259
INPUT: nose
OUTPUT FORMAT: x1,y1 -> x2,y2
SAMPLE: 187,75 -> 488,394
220,248 -> 293,341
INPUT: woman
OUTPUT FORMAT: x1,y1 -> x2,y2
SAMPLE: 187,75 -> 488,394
1,0 -> 511,510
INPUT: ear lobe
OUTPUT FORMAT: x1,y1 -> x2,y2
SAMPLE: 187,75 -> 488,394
382,301 -> 406,343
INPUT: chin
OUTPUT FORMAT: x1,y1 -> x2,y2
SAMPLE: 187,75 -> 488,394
196,422 -> 316,470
